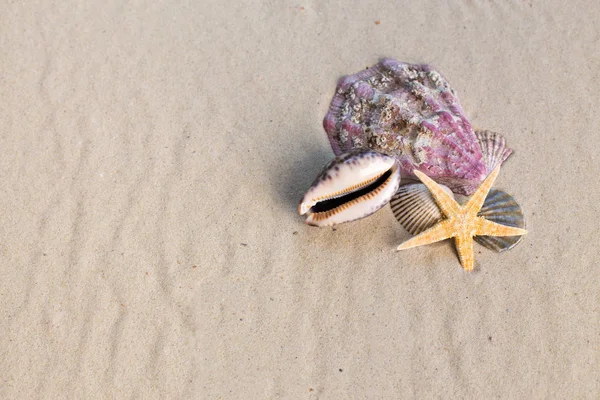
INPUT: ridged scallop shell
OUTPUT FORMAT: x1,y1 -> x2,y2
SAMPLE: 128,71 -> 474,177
323,58 -> 491,195
391,185 -> 525,252
390,183 -> 454,235
475,130 -> 513,174
475,188 -> 526,252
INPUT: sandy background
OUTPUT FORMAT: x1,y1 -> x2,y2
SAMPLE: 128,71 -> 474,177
1,0 -> 599,398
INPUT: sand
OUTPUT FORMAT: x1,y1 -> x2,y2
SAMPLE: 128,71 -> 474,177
1,1 -> 599,398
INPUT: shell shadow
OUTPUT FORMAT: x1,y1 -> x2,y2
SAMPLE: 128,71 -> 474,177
274,145 -> 333,215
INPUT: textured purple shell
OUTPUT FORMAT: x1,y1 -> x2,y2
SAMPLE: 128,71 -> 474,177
323,59 -> 488,195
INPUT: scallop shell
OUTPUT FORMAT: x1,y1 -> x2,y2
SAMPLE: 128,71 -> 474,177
390,183 -> 454,235
475,188 -> 526,252
323,58 -> 492,195
475,130 -> 513,174
391,185 -> 526,252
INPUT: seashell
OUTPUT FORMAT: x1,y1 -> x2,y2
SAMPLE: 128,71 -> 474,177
300,59 -> 522,230
475,130 -> 513,174
475,188 -> 526,252
299,148 -> 401,226
390,183 -> 454,235
391,183 -> 526,252
323,58 -> 506,196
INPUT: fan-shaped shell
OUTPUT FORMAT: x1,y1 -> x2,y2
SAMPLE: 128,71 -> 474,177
475,130 -> 513,174
475,188 -> 526,252
390,183 -> 454,235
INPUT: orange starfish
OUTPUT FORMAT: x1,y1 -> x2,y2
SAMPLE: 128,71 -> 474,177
396,165 -> 528,271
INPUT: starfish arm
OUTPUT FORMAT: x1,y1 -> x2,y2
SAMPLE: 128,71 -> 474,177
465,165 -> 501,215
455,235 -> 475,271
475,217 -> 528,237
413,170 -> 460,217
397,219 -> 454,250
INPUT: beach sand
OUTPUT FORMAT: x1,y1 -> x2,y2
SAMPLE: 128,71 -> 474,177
1,1 -> 599,398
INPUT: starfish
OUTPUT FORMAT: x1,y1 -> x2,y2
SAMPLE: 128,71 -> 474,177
396,165 -> 528,271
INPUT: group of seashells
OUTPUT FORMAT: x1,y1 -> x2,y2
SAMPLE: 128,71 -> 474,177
298,59 -> 527,271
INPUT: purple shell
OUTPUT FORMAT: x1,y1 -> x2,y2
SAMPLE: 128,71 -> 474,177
323,59 -> 488,195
